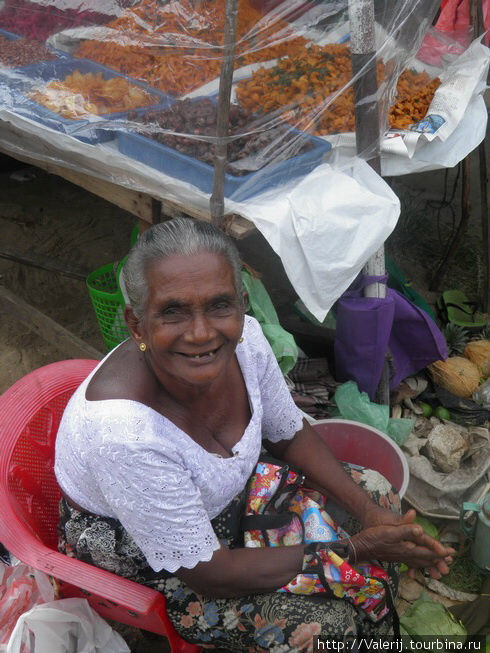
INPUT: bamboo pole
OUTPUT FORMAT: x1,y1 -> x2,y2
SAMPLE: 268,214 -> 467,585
348,0 -> 389,404
210,0 -> 239,229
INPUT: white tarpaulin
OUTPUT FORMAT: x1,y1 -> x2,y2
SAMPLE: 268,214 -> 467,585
233,159 -> 400,321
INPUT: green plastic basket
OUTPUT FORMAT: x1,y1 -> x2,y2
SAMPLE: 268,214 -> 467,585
86,261 -> 130,351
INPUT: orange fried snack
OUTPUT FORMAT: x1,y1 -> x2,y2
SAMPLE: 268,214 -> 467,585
235,44 -> 440,134
75,0 -> 307,96
29,70 -> 158,119
388,69 -> 440,130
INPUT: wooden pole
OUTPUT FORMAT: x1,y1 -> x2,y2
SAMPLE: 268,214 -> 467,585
348,0 -> 381,174
210,0 -> 239,229
348,0 -> 389,403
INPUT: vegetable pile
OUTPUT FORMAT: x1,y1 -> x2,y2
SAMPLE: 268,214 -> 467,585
235,44 -> 440,134
29,70 -> 159,119
128,97 -> 313,174
0,36 -> 56,66
0,0 -> 113,41
75,0 -> 307,95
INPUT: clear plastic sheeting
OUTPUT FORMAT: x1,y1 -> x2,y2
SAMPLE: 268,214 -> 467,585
0,0 -> 448,200
0,0 -> 486,186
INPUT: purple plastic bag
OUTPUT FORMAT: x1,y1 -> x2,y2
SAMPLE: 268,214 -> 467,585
334,275 -> 447,399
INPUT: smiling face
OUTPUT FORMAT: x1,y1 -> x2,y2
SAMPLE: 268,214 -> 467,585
128,251 -> 244,390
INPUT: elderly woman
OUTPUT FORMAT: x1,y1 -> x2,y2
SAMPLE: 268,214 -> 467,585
55,217 -> 452,652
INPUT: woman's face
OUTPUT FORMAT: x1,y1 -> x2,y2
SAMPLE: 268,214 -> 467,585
134,251 -> 244,389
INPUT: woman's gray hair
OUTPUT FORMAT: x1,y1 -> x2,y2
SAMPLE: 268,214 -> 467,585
123,217 -> 244,320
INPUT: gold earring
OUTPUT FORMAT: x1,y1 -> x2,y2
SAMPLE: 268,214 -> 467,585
238,337 -> 244,343
139,342 -> 147,352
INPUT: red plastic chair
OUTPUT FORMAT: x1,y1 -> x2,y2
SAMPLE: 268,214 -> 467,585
0,359 -> 201,653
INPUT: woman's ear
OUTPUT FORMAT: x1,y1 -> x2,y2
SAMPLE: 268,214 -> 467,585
124,305 -> 144,344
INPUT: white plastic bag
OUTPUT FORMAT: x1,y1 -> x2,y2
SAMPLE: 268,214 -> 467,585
0,563 -> 55,652
7,598 -> 130,653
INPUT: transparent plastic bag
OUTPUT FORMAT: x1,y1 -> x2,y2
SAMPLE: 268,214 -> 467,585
0,562 -> 55,652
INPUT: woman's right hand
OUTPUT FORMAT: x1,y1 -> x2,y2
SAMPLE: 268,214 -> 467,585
351,521 -> 455,579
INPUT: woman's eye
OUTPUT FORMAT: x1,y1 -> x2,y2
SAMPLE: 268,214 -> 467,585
161,308 -> 185,322
211,302 -> 233,314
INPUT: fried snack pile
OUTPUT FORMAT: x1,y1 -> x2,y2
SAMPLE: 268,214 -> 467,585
129,98 -> 312,174
75,0 -> 307,96
0,36 -> 56,67
29,71 -> 158,119
235,44 -> 440,134
388,69 -> 441,129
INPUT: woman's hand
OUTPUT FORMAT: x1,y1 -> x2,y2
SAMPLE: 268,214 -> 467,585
351,520 -> 455,579
361,504 -> 410,530
360,506 -> 454,578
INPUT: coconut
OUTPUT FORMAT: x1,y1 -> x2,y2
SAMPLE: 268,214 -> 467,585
464,340 -> 490,378
429,357 -> 481,398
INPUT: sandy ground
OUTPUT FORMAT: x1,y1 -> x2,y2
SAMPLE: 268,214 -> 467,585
0,145 -> 488,650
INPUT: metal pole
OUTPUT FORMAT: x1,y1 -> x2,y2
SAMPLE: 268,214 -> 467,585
348,0 -> 389,403
210,0 -> 239,229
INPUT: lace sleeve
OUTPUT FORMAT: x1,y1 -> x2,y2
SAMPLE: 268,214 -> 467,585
88,441 -> 220,573
249,319 -> 304,443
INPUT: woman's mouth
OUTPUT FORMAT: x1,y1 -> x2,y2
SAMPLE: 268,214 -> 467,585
177,346 -> 221,361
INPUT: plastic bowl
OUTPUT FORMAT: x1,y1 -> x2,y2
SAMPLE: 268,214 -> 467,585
311,418 -> 409,497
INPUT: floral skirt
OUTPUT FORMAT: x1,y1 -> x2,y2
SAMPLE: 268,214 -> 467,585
58,462 -> 400,652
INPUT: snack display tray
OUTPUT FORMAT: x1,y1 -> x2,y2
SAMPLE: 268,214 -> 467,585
117,121 -> 331,201
2,58 -> 171,143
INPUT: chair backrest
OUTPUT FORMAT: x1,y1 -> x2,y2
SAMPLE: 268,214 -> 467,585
0,360 -> 98,549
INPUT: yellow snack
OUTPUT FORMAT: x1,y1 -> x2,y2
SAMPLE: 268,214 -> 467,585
29,70 -> 158,119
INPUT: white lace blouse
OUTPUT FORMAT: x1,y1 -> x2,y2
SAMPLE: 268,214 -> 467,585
54,316 -> 303,573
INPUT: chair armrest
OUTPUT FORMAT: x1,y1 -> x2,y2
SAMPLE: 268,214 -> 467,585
3,525 -> 163,615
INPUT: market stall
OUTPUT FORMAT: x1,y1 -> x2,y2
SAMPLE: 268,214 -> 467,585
1,0 -> 488,320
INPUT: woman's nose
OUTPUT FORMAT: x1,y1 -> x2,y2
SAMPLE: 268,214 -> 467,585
185,312 -> 215,343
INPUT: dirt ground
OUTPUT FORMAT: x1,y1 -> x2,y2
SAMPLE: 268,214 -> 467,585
0,141 -> 488,651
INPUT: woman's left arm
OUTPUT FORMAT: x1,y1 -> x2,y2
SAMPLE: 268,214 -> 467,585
264,419 -> 385,528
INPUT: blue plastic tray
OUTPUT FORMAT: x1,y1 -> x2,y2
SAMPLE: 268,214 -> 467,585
117,122 -> 331,200
3,59 -> 171,143
0,29 -> 21,40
